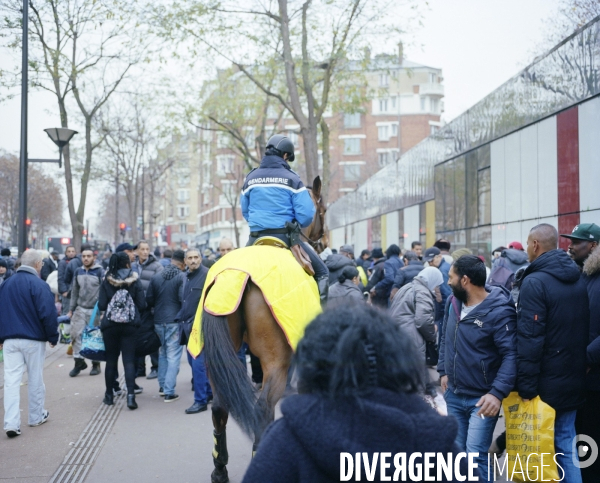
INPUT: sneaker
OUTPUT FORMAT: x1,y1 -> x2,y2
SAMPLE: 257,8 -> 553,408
30,410 -> 49,427
159,387 -> 165,396
134,384 -> 143,395
6,428 -> 21,438
164,394 -> 179,403
146,369 -> 158,380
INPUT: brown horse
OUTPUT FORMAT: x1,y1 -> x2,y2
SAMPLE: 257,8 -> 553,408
201,176 -> 326,483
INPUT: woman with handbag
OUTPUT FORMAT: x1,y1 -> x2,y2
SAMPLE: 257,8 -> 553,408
98,252 -> 146,409
389,266 -> 443,365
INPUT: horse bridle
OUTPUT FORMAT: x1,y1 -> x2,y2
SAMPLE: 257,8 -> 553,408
302,192 -> 326,251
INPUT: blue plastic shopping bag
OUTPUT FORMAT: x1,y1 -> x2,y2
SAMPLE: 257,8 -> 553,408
80,303 -> 106,361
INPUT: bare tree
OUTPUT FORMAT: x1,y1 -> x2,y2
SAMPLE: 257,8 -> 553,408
0,151 -> 64,244
1,0 -> 149,250
157,0 -> 414,202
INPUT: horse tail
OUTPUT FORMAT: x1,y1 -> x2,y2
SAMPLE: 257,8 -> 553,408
201,310 -> 259,438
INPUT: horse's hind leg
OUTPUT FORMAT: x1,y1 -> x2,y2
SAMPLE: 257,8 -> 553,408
242,282 -> 293,453
211,402 -> 230,483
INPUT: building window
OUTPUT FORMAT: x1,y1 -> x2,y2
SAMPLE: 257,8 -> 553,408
343,113 -> 361,129
217,132 -> 229,149
391,123 -> 398,136
177,189 -> 189,202
379,73 -> 389,87
343,138 -> 361,155
431,98 -> 439,113
378,152 -> 389,167
178,206 -> 189,218
217,155 -> 234,175
420,97 -> 427,112
429,73 -> 437,83
391,96 -> 397,109
180,223 -> 187,234
378,125 -> 389,141
430,125 -> 439,135
344,164 -> 361,181
287,130 -> 299,147
379,99 -> 388,113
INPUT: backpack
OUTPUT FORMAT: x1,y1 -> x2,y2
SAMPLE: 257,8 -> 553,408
106,288 -> 136,323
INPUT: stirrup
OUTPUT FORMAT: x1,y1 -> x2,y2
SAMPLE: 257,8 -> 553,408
253,236 -> 289,249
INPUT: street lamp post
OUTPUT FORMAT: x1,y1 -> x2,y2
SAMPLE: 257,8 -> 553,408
18,1 -> 77,255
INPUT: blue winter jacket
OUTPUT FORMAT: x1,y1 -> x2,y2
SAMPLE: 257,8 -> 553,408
0,266 -> 59,345
241,155 -> 315,232
374,255 -> 402,300
438,285 -> 517,400
516,249 -> 589,411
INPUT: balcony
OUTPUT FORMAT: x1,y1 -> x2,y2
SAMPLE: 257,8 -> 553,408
419,83 -> 444,97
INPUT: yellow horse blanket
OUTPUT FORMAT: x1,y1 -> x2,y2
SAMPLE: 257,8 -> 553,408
187,245 -> 322,358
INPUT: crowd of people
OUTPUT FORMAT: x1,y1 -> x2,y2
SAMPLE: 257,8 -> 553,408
313,223 -> 599,482
1,221 -> 599,482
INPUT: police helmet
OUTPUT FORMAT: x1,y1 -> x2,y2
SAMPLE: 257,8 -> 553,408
266,134 -> 295,162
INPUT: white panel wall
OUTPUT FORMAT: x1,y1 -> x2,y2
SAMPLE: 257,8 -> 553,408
386,211 -> 400,247
354,220 -> 368,253
580,210 -> 600,225
404,205 -> 420,246
520,124 -> 539,220
504,133 -> 521,222
330,227 -> 345,251
491,139 -> 506,224
579,96 -> 600,213
537,117 -> 558,218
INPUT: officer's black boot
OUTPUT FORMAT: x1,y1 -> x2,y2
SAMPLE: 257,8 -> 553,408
317,276 -> 329,309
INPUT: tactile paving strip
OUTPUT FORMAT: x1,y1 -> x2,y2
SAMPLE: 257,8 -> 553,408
49,377 -> 126,483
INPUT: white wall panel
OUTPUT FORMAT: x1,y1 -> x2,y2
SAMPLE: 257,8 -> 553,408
354,220 -> 368,253
579,97 -> 600,213
537,116 -> 558,218
385,211 -> 400,247
330,227 -> 345,251
404,205 -> 420,246
520,124 -> 539,220
504,133 -> 521,222
491,139 -> 506,224
580,210 -> 600,225
521,218 -> 540,246
505,222 -> 522,248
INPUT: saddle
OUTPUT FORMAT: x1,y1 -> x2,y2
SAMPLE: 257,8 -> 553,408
254,222 -> 315,277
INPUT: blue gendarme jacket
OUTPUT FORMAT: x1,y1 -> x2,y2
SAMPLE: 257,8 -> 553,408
438,285 -> 517,400
241,155 -> 315,232
0,266 -> 59,345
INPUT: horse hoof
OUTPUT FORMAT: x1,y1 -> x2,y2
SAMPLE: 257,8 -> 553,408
211,468 -> 229,483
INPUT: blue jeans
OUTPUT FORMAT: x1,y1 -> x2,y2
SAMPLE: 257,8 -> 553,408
155,324 -> 183,396
187,351 -> 212,405
444,389 -> 498,481
555,410 -> 582,483
3,339 -> 47,431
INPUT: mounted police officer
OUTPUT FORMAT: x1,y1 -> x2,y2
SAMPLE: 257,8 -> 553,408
241,134 -> 329,304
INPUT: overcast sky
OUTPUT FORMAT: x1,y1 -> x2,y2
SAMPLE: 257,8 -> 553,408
0,0 -> 561,233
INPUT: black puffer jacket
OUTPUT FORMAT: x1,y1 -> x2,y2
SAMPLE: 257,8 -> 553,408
132,253 -> 163,294
366,258 -> 386,307
516,249 -> 590,411
98,269 -> 147,329
146,264 -> 184,325
57,256 -> 74,295
583,248 -> 600,391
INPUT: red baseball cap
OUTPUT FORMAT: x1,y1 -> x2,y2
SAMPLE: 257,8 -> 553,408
508,241 -> 523,250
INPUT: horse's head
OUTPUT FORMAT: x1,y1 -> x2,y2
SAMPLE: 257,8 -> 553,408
303,176 -> 328,254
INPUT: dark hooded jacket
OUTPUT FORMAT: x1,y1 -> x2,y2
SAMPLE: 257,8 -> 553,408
328,279 -> 364,309
324,254 -> 354,285
57,255 -> 75,295
64,254 -> 83,292
98,269 -> 146,329
145,264 -> 184,325
516,249 -> 589,411
583,248 -> 600,391
438,285 -> 517,401
392,259 -> 423,290
488,248 -> 529,290
242,389 -> 476,483
40,257 -> 57,281
366,258 -> 386,307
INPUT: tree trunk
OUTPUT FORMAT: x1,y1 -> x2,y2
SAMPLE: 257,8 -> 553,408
319,118 -> 331,204
301,124 -> 319,186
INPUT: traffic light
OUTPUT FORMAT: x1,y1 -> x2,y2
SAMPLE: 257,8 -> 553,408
120,223 -> 126,238
25,218 -> 31,226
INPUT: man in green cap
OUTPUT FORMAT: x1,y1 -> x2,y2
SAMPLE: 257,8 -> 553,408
562,223 -> 600,483
560,223 -> 600,269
